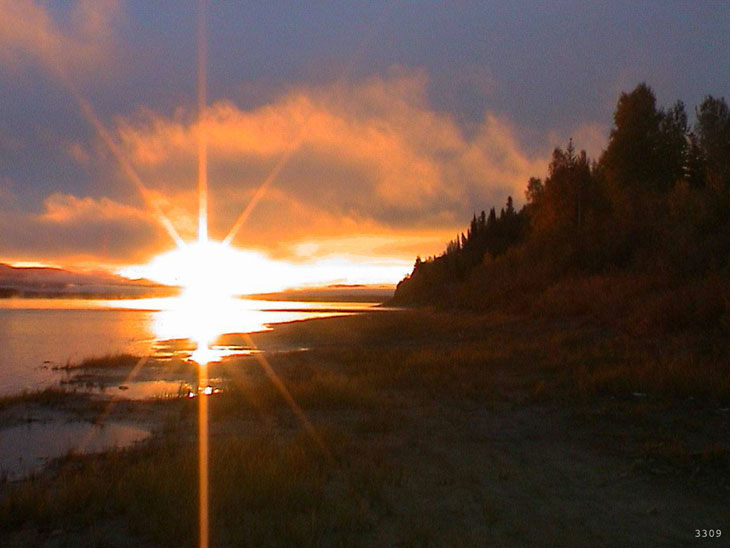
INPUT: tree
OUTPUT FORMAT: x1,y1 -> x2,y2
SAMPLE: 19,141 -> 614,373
531,140 -> 593,232
695,96 -> 730,191
505,196 -> 515,216
602,84 -> 690,194
602,83 -> 663,191
656,100 -> 689,189
683,132 -> 706,188
525,177 -> 544,206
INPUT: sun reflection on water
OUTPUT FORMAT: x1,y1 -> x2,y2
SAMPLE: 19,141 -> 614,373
153,292 -> 256,366
103,295 -> 364,367
103,289 -> 365,546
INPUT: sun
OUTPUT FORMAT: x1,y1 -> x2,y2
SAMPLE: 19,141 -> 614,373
123,239 -> 293,297
174,240 -> 241,301
147,240 -> 239,300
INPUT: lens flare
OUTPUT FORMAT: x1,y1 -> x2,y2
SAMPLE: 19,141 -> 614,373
197,0 -> 208,246
197,4 -> 210,546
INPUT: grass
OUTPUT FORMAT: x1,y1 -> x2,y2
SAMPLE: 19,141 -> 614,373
2,307 -> 730,545
0,427 -> 386,547
53,353 -> 141,371
531,271 -> 730,336
253,308 -> 730,404
0,387 -> 74,411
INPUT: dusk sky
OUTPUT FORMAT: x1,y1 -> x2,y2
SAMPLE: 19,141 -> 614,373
1,1 -> 728,285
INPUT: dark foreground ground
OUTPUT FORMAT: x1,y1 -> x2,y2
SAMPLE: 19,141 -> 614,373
1,309 -> 728,546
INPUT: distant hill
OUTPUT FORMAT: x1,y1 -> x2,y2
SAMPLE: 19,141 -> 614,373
0,263 -> 175,298
246,284 -> 395,303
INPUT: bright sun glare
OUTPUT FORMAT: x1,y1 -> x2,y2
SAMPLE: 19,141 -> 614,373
170,240 -> 243,300
127,240 -> 290,297
121,240 -> 411,297
147,241 -> 258,364
63,3 -> 364,546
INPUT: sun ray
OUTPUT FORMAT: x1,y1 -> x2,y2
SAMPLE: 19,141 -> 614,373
46,61 -> 186,249
197,0 -> 208,245
197,360 -> 210,548
222,126 -> 310,246
197,3 -> 211,547
242,333 -> 335,464
76,355 -> 150,453
73,93 -> 186,249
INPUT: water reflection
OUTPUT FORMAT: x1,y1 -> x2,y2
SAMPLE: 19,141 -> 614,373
148,295 -> 353,365
128,295 -> 362,366
152,294 -> 253,365
0,296 -> 374,396
0,421 -> 150,480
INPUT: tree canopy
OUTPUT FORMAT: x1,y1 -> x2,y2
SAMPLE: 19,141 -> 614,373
393,83 -> 730,309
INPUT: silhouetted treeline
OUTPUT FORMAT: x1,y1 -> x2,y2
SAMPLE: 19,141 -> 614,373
393,84 -> 730,330
394,198 -> 527,303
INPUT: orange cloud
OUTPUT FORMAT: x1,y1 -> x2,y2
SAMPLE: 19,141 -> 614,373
0,193 -> 167,267
0,0 -> 117,76
113,70 -> 551,255
0,69 -> 560,273
41,193 -> 146,223
65,141 -> 92,165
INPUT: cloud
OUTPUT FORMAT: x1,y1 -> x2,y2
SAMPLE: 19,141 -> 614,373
0,69 -> 563,270
65,141 -> 91,165
113,70 -> 551,253
0,0 -> 118,76
40,193 -> 145,223
0,193 -> 166,266
0,176 -> 17,207
71,0 -> 120,44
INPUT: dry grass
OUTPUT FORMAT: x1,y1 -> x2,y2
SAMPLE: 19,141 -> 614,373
0,387 -> 73,411
0,428 -> 388,547
274,309 -> 730,404
2,307 -> 729,544
53,353 -> 141,371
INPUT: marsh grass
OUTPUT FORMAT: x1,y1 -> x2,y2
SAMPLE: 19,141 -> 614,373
633,439 -> 730,483
0,426 -> 387,547
53,353 -> 141,371
0,388 -> 115,421
280,311 -> 730,404
245,308 -> 730,407
532,272 -> 730,337
0,387 -> 73,410
2,308 -> 729,544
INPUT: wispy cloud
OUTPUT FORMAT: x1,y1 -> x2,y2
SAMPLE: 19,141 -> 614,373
114,70 -> 550,251
0,0 -> 118,77
0,66 -> 561,269
0,193 -> 164,266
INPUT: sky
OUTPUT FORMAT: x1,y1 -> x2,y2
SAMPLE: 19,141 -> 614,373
0,1 -> 728,287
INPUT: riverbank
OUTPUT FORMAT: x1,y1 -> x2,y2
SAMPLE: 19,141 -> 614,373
1,309 -> 728,546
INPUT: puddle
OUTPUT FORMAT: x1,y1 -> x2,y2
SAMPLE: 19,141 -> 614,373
0,421 -> 151,480
99,380 -> 191,400
85,378 -> 224,400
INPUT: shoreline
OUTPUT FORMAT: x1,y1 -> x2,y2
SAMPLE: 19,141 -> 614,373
1,308 -> 728,546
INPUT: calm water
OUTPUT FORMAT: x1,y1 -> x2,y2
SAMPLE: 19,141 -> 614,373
0,421 -> 150,480
0,297 -> 377,397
